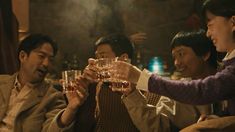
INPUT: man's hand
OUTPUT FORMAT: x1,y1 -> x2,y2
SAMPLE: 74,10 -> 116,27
66,77 -> 89,109
112,60 -> 141,84
197,114 -> 220,123
129,32 -> 147,45
60,77 -> 89,126
83,58 -> 99,83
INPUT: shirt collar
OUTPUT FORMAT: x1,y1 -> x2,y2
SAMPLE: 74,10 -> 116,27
223,49 -> 235,61
14,74 -> 44,91
14,75 -> 22,92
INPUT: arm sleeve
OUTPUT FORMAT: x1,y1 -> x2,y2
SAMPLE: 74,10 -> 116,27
41,90 -> 73,132
136,69 -> 152,91
148,65 -> 235,105
122,90 -> 172,132
157,97 -> 212,129
123,90 -> 212,131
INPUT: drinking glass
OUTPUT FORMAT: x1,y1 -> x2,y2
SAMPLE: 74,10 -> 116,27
96,58 -> 116,82
62,70 -> 81,93
110,79 -> 130,91
109,58 -> 131,91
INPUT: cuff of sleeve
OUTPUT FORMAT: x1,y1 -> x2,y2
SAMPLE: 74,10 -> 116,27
136,69 -> 152,91
122,90 -> 147,108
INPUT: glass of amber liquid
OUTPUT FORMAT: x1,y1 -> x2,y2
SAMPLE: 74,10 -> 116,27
96,58 -> 116,82
62,70 -> 81,93
109,58 -> 131,91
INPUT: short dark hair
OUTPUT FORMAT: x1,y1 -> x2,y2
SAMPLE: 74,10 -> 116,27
95,33 -> 134,59
18,34 -> 58,57
171,29 -> 217,68
202,0 -> 235,19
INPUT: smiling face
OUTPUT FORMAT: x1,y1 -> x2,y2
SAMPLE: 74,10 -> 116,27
206,11 -> 235,52
19,43 -> 54,84
172,46 -> 207,78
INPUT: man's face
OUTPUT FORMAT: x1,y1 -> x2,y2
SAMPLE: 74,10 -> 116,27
172,46 -> 206,78
206,11 -> 235,52
95,44 -> 116,59
20,43 -> 54,83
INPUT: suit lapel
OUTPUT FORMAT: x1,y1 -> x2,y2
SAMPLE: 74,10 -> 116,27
0,74 -> 15,120
17,82 -> 48,115
0,74 -> 15,105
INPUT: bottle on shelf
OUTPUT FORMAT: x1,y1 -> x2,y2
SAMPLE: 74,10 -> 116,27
62,53 -> 70,71
70,54 -> 79,70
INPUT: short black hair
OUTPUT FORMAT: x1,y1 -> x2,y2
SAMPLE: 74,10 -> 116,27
18,34 -> 58,57
171,29 -> 217,68
202,0 -> 235,19
95,33 -> 134,59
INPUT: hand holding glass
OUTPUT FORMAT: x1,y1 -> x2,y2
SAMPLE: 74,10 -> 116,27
95,58 -> 134,91
111,60 -> 141,84
109,58 -> 131,91
96,58 -> 115,82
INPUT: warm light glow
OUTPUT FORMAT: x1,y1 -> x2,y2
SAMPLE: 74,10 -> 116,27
12,0 -> 29,40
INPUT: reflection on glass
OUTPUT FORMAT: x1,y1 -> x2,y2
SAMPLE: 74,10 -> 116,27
109,58 -> 131,91
96,58 -> 115,82
62,70 -> 81,93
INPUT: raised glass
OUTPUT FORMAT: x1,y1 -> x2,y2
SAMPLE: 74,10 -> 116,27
62,70 -> 81,93
96,58 -> 116,82
109,58 -> 131,91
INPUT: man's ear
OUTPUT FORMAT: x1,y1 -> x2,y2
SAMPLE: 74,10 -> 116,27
119,53 -> 129,60
118,53 -> 129,61
231,16 -> 235,31
119,53 -> 131,63
231,16 -> 235,24
19,51 -> 28,63
202,52 -> 211,61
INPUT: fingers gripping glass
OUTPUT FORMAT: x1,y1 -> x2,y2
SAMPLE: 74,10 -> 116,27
109,58 -> 131,91
96,58 -> 116,82
95,58 -> 131,92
